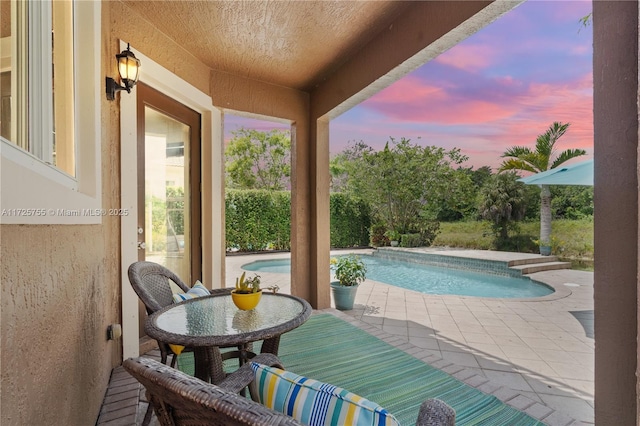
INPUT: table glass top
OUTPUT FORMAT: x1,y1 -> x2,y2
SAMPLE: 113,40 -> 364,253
154,294 -> 305,337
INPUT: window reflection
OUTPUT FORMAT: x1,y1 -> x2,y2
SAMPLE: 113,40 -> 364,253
145,107 -> 192,284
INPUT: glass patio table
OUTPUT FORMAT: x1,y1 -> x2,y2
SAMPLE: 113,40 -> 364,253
145,292 -> 312,384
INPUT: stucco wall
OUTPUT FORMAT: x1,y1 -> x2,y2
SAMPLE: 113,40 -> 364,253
593,1 -> 640,424
0,1 -> 218,423
1,5 -> 124,421
1,6 -> 123,421
107,1 -> 210,97
1,225 -> 120,425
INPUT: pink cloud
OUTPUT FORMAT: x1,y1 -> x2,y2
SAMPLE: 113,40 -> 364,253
367,76 -> 448,104
330,0 -> 593,170
570,45 -> 590,55
543,0 -> 592,23
435,44 -> 496,71
362,76 -> 516,125
332,70 -> 593,170
501,73 -> 593,149
483,77 -> 594,163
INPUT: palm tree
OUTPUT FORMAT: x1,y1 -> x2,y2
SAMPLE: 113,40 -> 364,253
478,172 -> 527,246
499,122 -> 586,254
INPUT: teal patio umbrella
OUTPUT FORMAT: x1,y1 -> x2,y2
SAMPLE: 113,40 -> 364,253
518,159 -> 593,186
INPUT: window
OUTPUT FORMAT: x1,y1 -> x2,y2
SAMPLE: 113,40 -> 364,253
2,0 -> 75,176
0,0 -> 101,224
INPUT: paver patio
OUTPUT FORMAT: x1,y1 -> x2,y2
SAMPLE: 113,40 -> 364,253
98,248 -> 593,425
225,248 -> 594,424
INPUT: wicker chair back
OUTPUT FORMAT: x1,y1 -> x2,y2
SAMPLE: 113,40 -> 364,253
128,261 -> 191,314
123,356 -> 456,426
123,357 -> 302,426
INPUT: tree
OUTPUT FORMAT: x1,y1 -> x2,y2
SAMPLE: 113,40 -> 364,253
337,137 -> 467,241
499,122 -> 586,249
435,168 -> 475,221
166,186 -> 184,235
478,172 -> 528,247
329,140 -> 372,192
551,185 -> 594,219
436,165 -> 493,221
225,128 -> 291,190
469,166 -> 493,188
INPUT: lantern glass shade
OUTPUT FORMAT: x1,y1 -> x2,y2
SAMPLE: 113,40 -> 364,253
116,48 -> 140,91
106,44 -> 141,100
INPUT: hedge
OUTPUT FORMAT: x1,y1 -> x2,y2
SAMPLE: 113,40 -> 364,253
225,190 -> 371,251
225,189 -> 291,251
329,193 -> 372,248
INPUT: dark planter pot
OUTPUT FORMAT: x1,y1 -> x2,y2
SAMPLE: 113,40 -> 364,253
330,281 -> 359,310
539,245 -> 552,256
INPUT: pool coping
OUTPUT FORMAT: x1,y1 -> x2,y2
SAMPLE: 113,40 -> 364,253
241,248 -> 573,302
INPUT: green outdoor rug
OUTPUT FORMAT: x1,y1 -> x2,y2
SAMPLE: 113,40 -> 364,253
177,313 -> 545,426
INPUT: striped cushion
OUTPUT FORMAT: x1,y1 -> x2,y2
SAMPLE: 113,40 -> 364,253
169,281 -> 209,354
172,281 -> 209,303
251,363 -> 400,426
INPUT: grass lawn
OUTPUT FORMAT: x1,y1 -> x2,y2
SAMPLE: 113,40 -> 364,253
433,219 -> 594,269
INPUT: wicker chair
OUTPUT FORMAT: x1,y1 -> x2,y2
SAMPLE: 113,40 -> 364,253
128,261 -> 232,367
128,261 -> 238,426
123,356 -> 456,426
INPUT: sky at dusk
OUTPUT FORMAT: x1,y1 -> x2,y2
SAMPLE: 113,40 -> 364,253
225,0 -> 593,171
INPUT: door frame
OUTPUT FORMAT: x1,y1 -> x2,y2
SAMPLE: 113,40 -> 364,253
135,82 -> 203,336
136,82 -> 202,277
119,41 -> 224,359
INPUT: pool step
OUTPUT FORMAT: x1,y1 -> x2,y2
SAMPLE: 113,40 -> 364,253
372,248 -> 572,276
510,261 -> 572,275
507,256 -> 560,266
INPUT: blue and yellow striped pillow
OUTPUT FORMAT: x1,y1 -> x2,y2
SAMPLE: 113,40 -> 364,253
169,281 -> 209,354
172,281 -> 209,303
251,362 -> 400,426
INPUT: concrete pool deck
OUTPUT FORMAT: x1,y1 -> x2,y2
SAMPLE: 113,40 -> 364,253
226,248 -> 594,425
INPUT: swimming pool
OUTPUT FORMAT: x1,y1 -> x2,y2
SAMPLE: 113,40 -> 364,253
242,255 -> 554,298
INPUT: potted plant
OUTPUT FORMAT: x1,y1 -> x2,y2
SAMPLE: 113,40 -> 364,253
231,272 -> 262,310
384,229 -> 401,247
533,238 -> 553,256
330,255 -> 367,310
539,241 -> 552,256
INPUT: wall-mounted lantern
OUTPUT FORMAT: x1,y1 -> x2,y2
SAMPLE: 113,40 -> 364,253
106,44 -> 141,101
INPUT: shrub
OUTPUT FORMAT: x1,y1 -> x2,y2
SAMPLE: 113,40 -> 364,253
400,233 -> 421,247
369,223 -> 389,247
418,221 -> 441,246
384,229 -> 401,242
495,234 -> 538,252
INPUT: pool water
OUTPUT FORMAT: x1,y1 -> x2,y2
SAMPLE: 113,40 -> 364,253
242,255 -> 554,298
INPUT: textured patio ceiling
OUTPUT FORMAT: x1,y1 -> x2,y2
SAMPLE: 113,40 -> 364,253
123,1 -> 411,91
